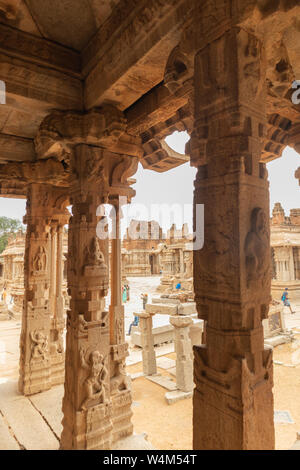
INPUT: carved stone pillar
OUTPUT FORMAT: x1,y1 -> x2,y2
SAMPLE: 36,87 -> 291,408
137,312 -> 157,376
49,224 -> 57,316
35,105 -> 143,449
50,222 -> 67,387
19,184 -> 52,395
170,315 -> 193,393
109,198 -> 133,444
61,145 -> 111,450
289,246 -> 296,281
190,28 -> 275,450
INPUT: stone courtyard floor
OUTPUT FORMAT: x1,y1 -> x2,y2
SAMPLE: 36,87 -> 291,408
0,277 -> 300,450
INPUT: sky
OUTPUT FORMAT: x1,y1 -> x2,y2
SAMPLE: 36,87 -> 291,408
0,131 -> 299,231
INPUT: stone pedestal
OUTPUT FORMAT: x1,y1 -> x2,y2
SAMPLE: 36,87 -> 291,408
170,315 -> 193,393
137,312 -> 157,376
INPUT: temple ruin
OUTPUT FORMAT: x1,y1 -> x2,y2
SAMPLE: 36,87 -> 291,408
271,203 -> 300,303
0,0 -> 299,451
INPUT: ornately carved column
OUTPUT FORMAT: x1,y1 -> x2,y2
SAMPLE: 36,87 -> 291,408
109,197 -> 133,444
190,27 -> 275,450
19,184 -> 52,395
61,145 -> 111,450
50,221 -> 68,387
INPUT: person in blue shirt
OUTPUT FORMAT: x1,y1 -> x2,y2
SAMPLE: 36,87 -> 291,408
175,282 -> 181,290
128,314 -> 139,336
281,288 -> 295,314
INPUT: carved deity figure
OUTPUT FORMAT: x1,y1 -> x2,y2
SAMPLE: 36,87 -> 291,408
31,330 -> 48,361
33,246 -> 47,273
85,237 -> 106,267
245,208 -> 269,287
110,360 -> 130,395
80,348 -> 108,410
50,333 -> 64,355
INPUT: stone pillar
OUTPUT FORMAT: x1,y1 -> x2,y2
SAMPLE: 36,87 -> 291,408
170,315 -> 193,392
61,145 -> 111,450
289,246 -> 295,281
109,202 -> 123,345
19,184 -> 52,395
109,198 -> 133,444
190,28 -> 274,449
49,222 -> 66,387
49,224 -> 57,316
179,249 -> 185,275
56,225 -> 65,319
137,312 -> 157,376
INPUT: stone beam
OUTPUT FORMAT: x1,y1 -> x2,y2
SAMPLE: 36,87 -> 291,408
0,53 -> 83,112
0,181 -> 27,198
0,23 -> 81,77
0,133 -> 35,163
0,158 -> 70,188
126,82 -> 190,136
83,0 -> 194,110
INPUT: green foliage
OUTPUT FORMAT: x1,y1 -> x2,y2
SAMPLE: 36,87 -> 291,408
0,217 -> 24,254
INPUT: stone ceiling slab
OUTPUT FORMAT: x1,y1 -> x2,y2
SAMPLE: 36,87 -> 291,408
25,0 -> 98,51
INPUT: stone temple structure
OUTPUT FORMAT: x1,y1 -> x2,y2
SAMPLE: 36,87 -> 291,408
0,0 -> 299,450
122,220 -> 164,277
271,203 -> 300,303
0,230 -> 69,320
122,220 -> 193,292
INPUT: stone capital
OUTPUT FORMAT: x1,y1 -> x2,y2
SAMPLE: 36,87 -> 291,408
136,312 -> 153,320
35,106 -> 143,161
170,315 -> 193,329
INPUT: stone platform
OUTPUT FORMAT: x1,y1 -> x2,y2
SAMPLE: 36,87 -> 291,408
0,380 -> 154,450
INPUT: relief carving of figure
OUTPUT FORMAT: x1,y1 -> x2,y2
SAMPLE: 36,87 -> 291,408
31,330 -> 48,361
245,208 -> 269,288
110,360 -> 130,395
33,246 -> 47,273
85,237 -> 106,267
80,348 -> 108,410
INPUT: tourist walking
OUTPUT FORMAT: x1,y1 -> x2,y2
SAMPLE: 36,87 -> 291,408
126,284 -> 130,302
141,293 -> 148,310
281,288 -> 295,314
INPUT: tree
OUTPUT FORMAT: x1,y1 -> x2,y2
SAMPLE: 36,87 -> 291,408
0,217 -> 24,254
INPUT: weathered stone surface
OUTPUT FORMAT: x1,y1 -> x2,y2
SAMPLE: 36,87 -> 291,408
0,412 -> 20,450
165,390 -> 192,405
146,374 -> 177,391
112,432 -> 155,450
136,312 -> 157,376
29,385 -> 64,438
0,381 -> 59,450
131,324 -> 174,348
170,315 -> 193,393
145,303 -> 178,315
156,357 -> 176,371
